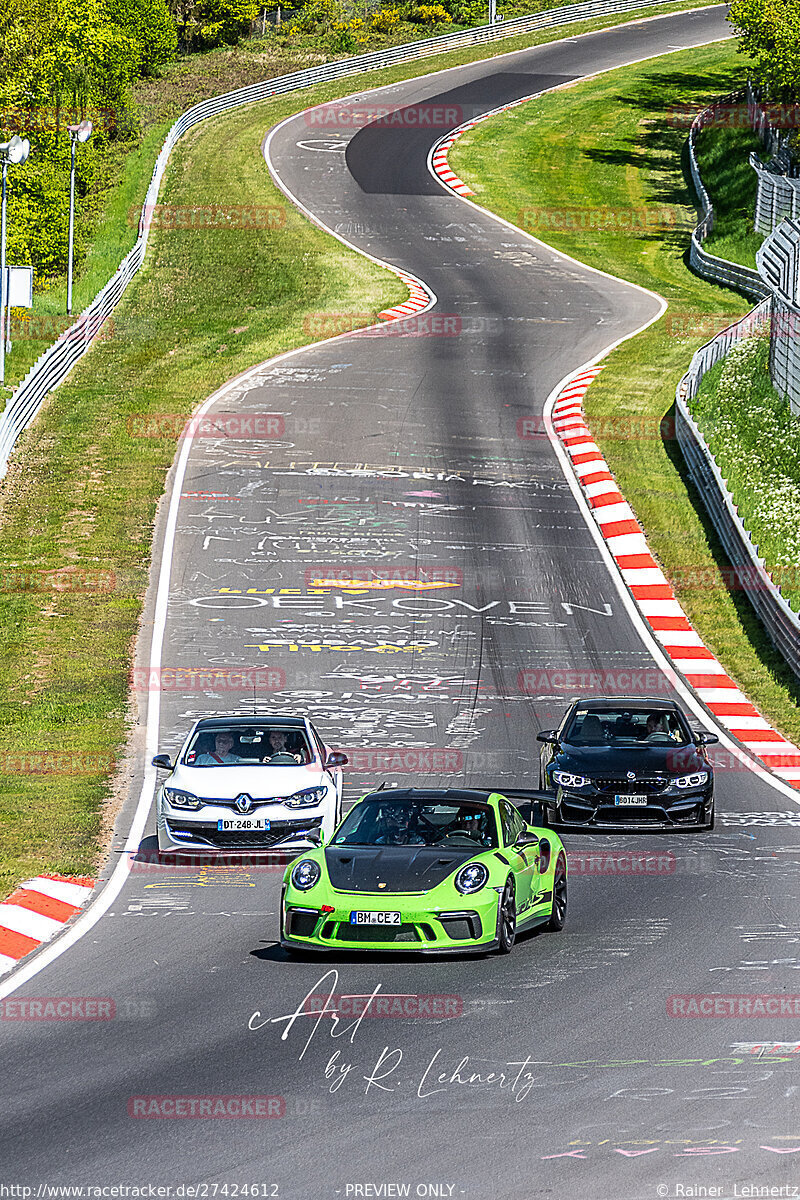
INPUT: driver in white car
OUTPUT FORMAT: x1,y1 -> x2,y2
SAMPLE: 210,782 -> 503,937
263,729 -> 305,763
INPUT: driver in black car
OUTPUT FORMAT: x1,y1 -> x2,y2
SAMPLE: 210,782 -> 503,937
374,804 -> 424,846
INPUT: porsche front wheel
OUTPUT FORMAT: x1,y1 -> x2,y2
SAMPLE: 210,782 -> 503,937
496,879 -> 517,954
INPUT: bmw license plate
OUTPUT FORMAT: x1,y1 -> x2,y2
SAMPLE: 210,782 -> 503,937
350,911 -> 401,925
216,816 -> 270,831
614,795 -> 648,806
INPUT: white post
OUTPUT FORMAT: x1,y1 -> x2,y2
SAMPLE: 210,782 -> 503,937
0,160 -> 7,385
67,135 -> 76,315
489,0 -> 496,23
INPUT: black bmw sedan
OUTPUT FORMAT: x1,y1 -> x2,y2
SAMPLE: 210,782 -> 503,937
537,698 -> 718,831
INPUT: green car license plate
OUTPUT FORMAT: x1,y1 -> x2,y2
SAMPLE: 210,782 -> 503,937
350,911 -> 401,925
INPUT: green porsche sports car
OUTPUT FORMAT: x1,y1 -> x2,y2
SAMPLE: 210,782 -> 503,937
280,788 -> 567,955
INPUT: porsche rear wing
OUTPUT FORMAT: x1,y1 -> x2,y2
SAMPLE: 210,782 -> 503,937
496,788 -> 558,824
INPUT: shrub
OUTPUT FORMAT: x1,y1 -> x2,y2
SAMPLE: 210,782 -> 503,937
370,6 -> 401,31
408,3 -> 452,22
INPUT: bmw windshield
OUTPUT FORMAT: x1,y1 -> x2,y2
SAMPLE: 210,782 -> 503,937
332,798 -> 498,849
563,707 -> 691,747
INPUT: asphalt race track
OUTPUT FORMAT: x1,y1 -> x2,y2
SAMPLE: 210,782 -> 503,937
4,7 -> 800,1197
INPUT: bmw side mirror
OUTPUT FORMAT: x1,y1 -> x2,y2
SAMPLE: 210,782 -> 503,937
326,750 -> 348,768
152,754 -> 173,771
695,732 -> 719,745
536,731 -> 558,744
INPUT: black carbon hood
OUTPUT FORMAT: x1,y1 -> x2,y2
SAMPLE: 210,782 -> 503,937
324,846 -> 476,893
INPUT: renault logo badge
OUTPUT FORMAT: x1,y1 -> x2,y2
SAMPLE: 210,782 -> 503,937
235,794 -> 252,814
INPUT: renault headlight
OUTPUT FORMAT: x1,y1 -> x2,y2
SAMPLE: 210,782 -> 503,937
285,786 -> 328,808
164,787 -> 201,810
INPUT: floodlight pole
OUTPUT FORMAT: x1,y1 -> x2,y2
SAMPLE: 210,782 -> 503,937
489,0 -> 496,22
0,157 -> 7,385
66,120 -> 92,316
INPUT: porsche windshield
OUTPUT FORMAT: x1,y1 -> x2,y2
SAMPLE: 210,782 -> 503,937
563,708 -> 691,747
182,725 -> 314,766
332,798 -> 498,848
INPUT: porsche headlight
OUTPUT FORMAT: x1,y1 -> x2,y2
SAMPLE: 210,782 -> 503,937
674,771 -> 709,789
552,770 -> 589,789
285,786 -> 328,809
164,787 -> 201,810
454,862 -> 489,895
290,859 -> 322,890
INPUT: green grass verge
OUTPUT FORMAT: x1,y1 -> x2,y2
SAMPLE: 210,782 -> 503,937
0,0 -> 723,898
449,40 -> 800,744
689,334 -> 800,609
695,124 -> 765,268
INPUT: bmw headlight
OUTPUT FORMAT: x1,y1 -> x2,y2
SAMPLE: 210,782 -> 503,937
290,859 -> 322,890
164,787 -> 201,810
285,786 -> 328,809
454,862 -> 489,895
674,771 -> 709,789
552,770 -> 589,789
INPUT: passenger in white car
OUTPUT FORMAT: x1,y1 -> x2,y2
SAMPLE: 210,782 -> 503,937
194,731 -> 243,765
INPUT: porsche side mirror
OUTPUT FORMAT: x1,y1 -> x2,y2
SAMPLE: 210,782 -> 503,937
695,731 -> 719,745
514,832 -> 540,849
309,828 -> 326,846
536,730 -> 559,744
152,754 -> 173,771
326,751 -> 348,768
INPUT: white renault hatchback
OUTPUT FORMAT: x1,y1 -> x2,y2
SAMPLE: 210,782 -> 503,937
153,716 -> 347,856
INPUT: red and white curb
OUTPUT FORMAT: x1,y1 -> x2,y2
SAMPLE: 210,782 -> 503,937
378,269 -> 432,320
553,367 -> 800,791
429,95 -> 538,197
0,875 -> 94,975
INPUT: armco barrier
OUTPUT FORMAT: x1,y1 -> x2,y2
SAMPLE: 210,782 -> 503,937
675,300 -> 800,683
0,0 -> 708,476
686,90 -> 771,301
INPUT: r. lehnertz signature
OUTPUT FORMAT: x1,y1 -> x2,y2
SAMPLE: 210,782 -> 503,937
248,969 -> 537,1102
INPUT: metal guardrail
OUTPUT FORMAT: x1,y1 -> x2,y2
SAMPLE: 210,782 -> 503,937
0,0 -> 707,476
675,301 -> 800,682
686,89 -> 771,301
